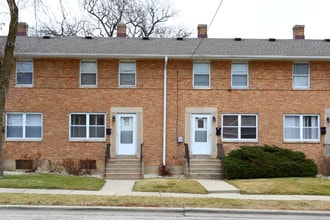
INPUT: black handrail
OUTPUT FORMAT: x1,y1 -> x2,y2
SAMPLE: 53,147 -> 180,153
217,143 -> 225,159
184,143 -> 190,178
140,143 -> 143,179
104,143 -> 110,176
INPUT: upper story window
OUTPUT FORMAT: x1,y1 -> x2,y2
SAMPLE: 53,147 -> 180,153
293,63 -> 310,89
70,113 -> 106,141
6,113 -> 42,141
231,63 -> 248,88
16,60 -> 33,87
193,62 -> 210,88
119,61 -> 136,87
80,61 -> 97,87
284,114 -> 319,142
222,114 -> 258,142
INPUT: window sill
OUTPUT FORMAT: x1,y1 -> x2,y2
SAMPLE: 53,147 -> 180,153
231,86 -> 249,90
221,139 -> 258,143
284,140 -> 320,144
5,138 -> 42,142
80,85 -> 97,88
292,87 -> 310,90
193,86 -> 211,90
15,85 -> 33,88
69,138 -> 106,142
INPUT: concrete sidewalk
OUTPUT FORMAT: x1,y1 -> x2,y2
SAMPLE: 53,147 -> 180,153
0,179 -> 330,201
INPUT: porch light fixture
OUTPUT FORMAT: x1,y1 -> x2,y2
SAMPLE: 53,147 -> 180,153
112,116 -> 116,121
213,116 -> 216,122
327,117 -> 330,123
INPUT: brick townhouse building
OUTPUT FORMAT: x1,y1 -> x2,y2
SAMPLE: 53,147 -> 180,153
1,23 -> 330,179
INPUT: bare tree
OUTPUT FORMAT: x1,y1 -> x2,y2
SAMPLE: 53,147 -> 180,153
0,0 -> 18,177
83,0 -> 191,38
83,0 -> 131,37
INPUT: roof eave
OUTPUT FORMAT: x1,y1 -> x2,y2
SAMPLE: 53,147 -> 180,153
13,53 -> 330,61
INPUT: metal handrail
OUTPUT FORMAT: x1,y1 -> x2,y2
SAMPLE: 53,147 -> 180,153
104,143 -> 110,176
184,143 -> 190,178
140,143 -> 143,179
217,143 -> 225,159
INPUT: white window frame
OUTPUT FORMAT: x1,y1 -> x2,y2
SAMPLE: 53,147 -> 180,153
119,61 -> 136,87
16,60 -> 33,87
284,114 -> 319,142
222,114 -> 258,142
231,63 -> 249,89
293,63 -> 310,89
5,112 -> 42,141
69,113 -> 106,142
80,60 -> 97,87
193,62 -> 210,88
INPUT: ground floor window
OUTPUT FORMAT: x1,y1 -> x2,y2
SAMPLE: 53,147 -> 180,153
70,113 -> 106,141
6,112 -> 42,140
222,114 -> 257,142
284,114 -> 319,142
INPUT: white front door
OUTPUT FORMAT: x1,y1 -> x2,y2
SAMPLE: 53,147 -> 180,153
117,114 -> 137,155
191,114 -> 211,155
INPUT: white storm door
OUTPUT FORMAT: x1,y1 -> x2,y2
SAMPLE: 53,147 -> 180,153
191,114 -> 211,155
117,114 -> 137,155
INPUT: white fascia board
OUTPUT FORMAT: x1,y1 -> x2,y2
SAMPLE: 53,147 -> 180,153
14,53 -> 330,61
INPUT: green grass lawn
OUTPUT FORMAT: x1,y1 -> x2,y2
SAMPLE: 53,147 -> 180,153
228,177 -> 330,195
0,174 -> 105,191
133,179 -> 208,194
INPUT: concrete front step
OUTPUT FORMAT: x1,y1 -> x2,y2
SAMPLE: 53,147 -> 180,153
105,158 -> 142,180
186,158 -> 223,180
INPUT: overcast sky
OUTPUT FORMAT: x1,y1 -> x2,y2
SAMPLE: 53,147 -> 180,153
1,0 -> 330,39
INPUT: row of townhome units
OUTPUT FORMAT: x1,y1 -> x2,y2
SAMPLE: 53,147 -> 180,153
1,22 -> 330,179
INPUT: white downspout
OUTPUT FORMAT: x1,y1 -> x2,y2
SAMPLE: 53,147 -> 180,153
163,56 -> 168,166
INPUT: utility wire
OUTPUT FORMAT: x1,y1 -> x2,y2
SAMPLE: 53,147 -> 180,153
190,0 -> 224,59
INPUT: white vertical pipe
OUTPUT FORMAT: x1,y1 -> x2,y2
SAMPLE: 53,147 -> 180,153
163,56 -> 168,166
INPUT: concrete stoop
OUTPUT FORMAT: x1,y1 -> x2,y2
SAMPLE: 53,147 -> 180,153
105,158 -> 142,180
185,158 -> 224,180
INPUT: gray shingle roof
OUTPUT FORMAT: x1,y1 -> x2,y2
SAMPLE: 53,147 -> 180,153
2,36 -> 330,60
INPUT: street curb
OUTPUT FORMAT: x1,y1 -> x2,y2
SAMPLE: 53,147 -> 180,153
1,205 -> 330,216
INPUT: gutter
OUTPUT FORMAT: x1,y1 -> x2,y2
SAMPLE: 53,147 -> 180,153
163,56 -> 168,166
14,53 -> 330,61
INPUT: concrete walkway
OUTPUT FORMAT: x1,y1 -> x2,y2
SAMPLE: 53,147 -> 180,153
0,179 -> 330,201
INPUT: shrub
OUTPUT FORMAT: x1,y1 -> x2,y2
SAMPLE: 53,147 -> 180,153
223,145 -> 318,179
158,164 -> 173,176
61,158 -> 82,175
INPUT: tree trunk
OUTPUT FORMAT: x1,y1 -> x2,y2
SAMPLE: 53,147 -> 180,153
0,0 -> 18,177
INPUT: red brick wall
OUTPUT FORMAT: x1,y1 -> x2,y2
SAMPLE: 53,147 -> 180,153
3,58 -> 330,172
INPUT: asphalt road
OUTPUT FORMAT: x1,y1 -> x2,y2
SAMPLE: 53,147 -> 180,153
0,206 -> 330,220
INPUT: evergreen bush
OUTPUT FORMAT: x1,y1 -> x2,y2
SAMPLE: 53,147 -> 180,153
223,145 -> 318,179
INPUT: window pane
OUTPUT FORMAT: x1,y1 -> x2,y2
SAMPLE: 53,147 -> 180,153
285,116 -> 300,126
294,64 -> 309,75
81,73 -> 96,85
26,114 -> 41,126
7,126 -> 23,138
7,114 -> 23,126
71,126 -> 86,137
90,127 -> 105,138
17,72 -> 32,84
17,61 -> 32,72
293,76 -> 308,87
232,75 -> 247,86
195,130 -> 207,142
120,74 -> 135,85
232,64 -> 247,73
71,115 -> 86,125
223,116 -> 238,126
241,116 -> 256,126
194,74 -> 209,86
121,131 -> 133,143
223,127 -> 238,138
120,62 -> 135,73
194,63 -> 209,74
90,115 -> 105,125
241,128 -> 256,139
26,126 -> 41,138
81,61 -> 97,73
285,128 -> 300,139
